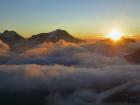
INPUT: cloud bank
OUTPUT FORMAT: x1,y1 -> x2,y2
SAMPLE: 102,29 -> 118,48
0,64 -> 140,104
0,40 -> 139,104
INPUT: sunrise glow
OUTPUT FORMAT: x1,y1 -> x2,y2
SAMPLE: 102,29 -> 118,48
107,30 -> 123,41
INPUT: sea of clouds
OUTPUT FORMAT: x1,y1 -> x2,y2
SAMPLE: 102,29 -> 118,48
0,40 -> 140,105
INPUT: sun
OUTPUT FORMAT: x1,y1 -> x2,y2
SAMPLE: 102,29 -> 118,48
107,30 -> 123,41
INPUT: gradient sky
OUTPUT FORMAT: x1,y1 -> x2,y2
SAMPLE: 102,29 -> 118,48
0,0 -> 140,39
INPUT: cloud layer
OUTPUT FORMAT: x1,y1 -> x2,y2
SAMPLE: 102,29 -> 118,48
0,40 -> 139,104
0,64 -> 140,104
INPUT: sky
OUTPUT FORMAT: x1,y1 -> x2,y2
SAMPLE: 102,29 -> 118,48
0,0 -> 140,39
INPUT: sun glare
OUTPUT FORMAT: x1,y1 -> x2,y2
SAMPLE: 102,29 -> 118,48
107,30 -> 123,41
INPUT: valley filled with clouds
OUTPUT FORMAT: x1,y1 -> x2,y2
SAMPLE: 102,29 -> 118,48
0,35 -> 140,105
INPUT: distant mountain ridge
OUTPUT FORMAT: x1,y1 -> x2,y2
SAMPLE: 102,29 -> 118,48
100,37 -> 136,45
28,29 -> 82,45
0,29 -> 83,48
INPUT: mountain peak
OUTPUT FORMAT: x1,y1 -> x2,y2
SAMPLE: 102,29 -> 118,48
1,30 -> 24,39
47,29 -> 82,42
0,30 -> 25,47
28,29 -> 83,45
49,29 -> 69,35
3,30 -> 17,34
54,29 -> 66,31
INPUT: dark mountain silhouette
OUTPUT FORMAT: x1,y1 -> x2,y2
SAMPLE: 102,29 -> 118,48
28,29 -> 83,44
118,37 -> 136,44
99,38 -> 114,44
0,29 -> 83,53
0,30 -> 26,47
0,29 -> 83,51
125,49 -> 140,63
100,37 -> 136,45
